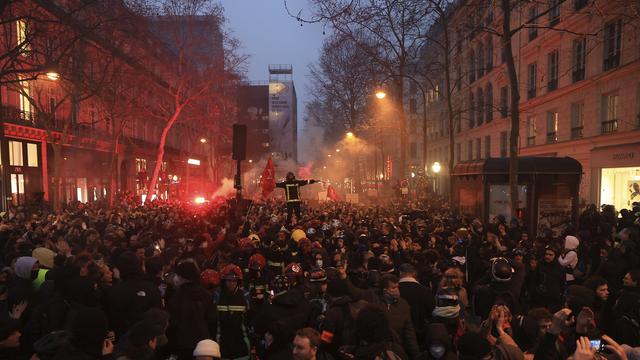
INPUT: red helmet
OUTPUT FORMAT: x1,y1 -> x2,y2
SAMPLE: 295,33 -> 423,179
238,238 -> 255,252
221,264 -> 243,281
200,269 -> 220,288
248,253 -> 267,271
284,262 -> 303,280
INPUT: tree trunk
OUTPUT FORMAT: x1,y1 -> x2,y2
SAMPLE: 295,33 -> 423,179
145,106 -> 183,202
51,143 -> 62,210
441,13 -> 456,204
395,76 -> 407,179
501,0 -> 521,217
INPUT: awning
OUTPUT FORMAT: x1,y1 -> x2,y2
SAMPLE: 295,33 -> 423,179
452,157 -> 582,176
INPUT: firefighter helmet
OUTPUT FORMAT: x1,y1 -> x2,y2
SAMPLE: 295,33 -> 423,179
309,268 -> 327,283
284,262 -> 303,280
238,238 -> 255,252
248,253 -> 267,271
221,264 -> 243,281
200,269 -> 220,289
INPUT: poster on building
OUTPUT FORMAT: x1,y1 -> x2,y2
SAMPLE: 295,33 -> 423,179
537,197 -> 573,238
269,81 -> 295,161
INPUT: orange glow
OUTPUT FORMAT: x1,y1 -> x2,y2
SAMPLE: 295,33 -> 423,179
375,91 -> 386,99
194,197 -> 206,204
187,158 -> 201,165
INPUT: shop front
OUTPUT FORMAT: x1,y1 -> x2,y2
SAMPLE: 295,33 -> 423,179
1,138 -> 44,207
591,143 -> 640,211
452,157 -> 582,237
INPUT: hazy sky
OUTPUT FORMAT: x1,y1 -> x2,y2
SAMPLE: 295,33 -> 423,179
222,0 -> 326,163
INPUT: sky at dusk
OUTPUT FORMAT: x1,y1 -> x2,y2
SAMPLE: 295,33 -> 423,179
222,0 -> 327,163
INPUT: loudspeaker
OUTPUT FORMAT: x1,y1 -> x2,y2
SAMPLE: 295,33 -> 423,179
232,124 -> 247,160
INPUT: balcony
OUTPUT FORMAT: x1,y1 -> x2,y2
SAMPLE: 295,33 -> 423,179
603,55 -> 620,71
546,132 -> 557,143
526,136 -> 536,146
601,119 -> 618,134
572,68 -> 585,83
571,126 -> 583,139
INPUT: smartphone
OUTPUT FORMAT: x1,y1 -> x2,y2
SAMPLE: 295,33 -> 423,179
590,339 -> 605,352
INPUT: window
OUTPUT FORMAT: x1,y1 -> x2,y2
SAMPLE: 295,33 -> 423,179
571,102 -> 584,138
546,111 -> 559,143
549,0 -> 560,26
485,135 -> 491,158
527,63 -> 537,99
575,0 -> 588,11
469,92 -> 475,128
603,20 -> 621,71
528,7 -> 538,41
9,141 -> 23,166
410,142 -> 417,158
136,158 -> 147,173
486,83 -> 493,122
500,86 -> 509,117
468,140 -> 473,161
16,20 -> 30,53
18,78 -> 32,116
27,143 -> 37,167
486,38 -> 493,70
478,44 -> 485,78
500,131 -> 508,157
527,116 -> 537,146
409,98 -> 417,114
476,138 -> 482,159
601,93 -> 619,133
477,88 -> 484,125
573,38 -> 586,82
469,50 -> 476,83
548,50 -> 559,92
456,143 -> 461,162
10,174 -> 25,205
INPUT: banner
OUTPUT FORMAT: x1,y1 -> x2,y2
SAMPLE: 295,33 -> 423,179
260,157 -> 276,198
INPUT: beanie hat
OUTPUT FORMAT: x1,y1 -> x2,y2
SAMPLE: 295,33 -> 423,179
32,247 -> 56,269
457,331 -> 491,359
175,261 -> 200,282
127,320 -> 159,347
193,339 -> 221,358
141,309 -> 169,346
14,256 -> 38,280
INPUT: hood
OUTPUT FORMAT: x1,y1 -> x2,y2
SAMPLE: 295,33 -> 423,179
564,236 -> 579,250
14,256 -> 37,280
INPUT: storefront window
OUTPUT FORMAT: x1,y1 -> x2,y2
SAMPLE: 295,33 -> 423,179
9,141 -> 23,166
489,184 -> 528,221
27,143 -> 38,167
77,178 -> 88,203
10,173 -> 25,205
601,167 -> 640,211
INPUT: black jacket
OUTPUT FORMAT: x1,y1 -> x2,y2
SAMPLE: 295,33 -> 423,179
167,281 -> 217,352
107,276 -> 162,336
276,180 -> 316,202
398,278 -> 434,345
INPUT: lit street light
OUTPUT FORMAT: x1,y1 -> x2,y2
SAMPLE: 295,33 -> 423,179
199,138 -> 207,143
335,148 -> 341,153
346,131 -> 354,139
46,72 -> 60,81
432,161 -> 441,173
375,90 -> 386,99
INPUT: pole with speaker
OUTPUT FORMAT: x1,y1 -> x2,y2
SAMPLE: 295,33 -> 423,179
232,124 -> 247,201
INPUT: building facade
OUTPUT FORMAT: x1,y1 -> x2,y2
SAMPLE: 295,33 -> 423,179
268,64 -> 298,163
0,1 -> 224,208
416,0 -> 640,211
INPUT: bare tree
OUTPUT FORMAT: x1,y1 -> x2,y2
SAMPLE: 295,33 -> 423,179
291,0 -> 433,179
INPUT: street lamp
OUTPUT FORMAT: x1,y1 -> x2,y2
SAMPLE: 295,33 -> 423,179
199,138 -> 207,144
346,131 -> 354,139
335,148 -> 341,153
45,72 -> 59,81
432,161 -> 441,173
375,90 -> 387,99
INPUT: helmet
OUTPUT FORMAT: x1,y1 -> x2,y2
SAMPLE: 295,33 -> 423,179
221,264 -> 243,281
284,262 -> 303,280
291,229 -> 306,243
271,275 -> 290,293
491,257 -> 514,282
286,172 -> 295,180
238,238 -> 255,252
200,269 -> 221,288
309,268 -> 327,283
248,233 -> 261,245
248,253 -> 267,271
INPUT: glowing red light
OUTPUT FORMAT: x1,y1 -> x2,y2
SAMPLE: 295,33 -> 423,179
194,196 -> 206,204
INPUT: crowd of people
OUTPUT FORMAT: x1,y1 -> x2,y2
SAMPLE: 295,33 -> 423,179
0,195 -> 639,360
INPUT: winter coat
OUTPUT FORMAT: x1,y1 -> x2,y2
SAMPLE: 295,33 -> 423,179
558,236 -> 579,282
382,297 -> 420,360
217,287 -> 250,359
107,276 -> 162,336
167,281 -> 218,353
398,277 -> 434,346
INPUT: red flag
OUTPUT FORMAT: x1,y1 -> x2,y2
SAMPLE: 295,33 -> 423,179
260,157 -> 276,198
326,185 -> 341,201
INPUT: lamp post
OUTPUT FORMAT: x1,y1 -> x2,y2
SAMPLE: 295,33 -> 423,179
431,161 -> 441,194
375,74 -> 430,182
